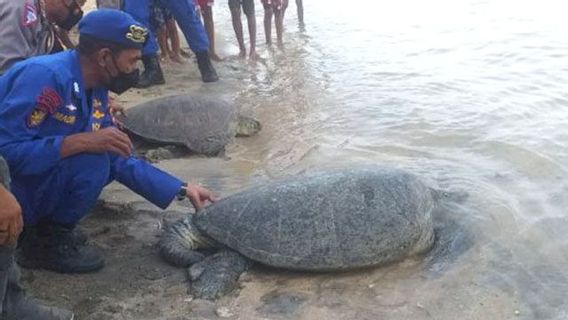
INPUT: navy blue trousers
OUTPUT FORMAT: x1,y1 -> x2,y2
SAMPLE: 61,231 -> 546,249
122,0 -> 209,56
11,153 -> 110,226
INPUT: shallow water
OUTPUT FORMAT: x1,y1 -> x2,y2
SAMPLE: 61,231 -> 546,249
142,1 -> 568,319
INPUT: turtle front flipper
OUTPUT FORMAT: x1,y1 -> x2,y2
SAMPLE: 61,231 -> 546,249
188,250 -> 251,299
159,216 -> 217,267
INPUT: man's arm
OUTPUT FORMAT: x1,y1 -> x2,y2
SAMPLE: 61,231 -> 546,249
0,0 -> 51,74
0,65 -> 67,176
110,155 -> 215,210
0,184 -> 23,245
110,154 -> 184,209
0,65 -> 133,175
0,157 -> 22,246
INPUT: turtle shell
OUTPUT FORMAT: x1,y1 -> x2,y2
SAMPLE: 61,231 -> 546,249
120,95 -> 237,155
194,167 -> 435,271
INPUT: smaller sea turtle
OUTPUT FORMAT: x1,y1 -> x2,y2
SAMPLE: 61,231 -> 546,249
159,167 -> 437,299
118,95 -> 261,157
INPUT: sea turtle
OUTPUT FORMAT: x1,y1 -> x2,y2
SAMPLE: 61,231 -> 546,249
118,95 -> 261,157
159,167 -> 437,299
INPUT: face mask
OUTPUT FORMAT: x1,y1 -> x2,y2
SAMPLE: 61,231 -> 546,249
108,69 -> 140,95
58,1 -> 83,31
104,55 -> 140,95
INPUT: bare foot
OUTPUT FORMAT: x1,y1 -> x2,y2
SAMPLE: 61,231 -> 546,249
170,54 -> 186,64
210,52 -> 224,62
238,50 -> 247,59
249,50 -> 258,61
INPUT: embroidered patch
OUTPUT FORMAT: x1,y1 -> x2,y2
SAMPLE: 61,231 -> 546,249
93,110 -> 105,119
92,123 -> 101,132
36,88 -> 62,115
22,2 -> 38,27
53,112 -> 76,124
92,99 -> 105,119
93,99 -> 102,109
27,109 -> 46,127
126,25 -> 148,43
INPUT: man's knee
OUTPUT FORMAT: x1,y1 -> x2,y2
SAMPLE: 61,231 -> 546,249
228,0 -> 238,10
243,0 -> 255,16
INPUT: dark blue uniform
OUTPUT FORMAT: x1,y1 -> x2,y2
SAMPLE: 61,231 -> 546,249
0,50 -> 183,226
122,0 -> 209,56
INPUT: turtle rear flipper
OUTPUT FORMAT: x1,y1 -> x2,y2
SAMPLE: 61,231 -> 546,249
188,250 -> 251,299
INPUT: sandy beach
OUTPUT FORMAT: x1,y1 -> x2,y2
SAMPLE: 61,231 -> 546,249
20,0 -> 568,319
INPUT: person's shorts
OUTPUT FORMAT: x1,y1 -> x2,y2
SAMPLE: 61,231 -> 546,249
228,0 -> 254,15
197,0 -> 214,9
261,0 -> 288,10
150,0 -> 174,30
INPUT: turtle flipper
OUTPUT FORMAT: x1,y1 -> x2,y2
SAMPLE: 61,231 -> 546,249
188,250 -> 251,299
159,216 -> 216,267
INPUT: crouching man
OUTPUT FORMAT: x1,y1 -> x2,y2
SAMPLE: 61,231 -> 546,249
0,9 -> 214,275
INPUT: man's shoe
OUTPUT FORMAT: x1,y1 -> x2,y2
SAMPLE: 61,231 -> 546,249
195,51 -> 219,83
135,54 -> 166,88
4,281 -> 74,320
17,225 -> 104,274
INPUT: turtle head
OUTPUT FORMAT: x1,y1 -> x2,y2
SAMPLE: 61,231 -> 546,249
235,115 -> 262,137
159,215 -> 217,267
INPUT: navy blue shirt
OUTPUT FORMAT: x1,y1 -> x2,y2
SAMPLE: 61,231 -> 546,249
0,49 -> 183,209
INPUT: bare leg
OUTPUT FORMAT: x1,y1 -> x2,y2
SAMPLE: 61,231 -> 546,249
156,26 -> 170,63
263,4 -> 273,45
246,11 -> 257,60
162,20 -> 182,64
229,3 -> 246,59
275,7 -> 286,47
201,6 -> 222,61
296,0 -> 303,25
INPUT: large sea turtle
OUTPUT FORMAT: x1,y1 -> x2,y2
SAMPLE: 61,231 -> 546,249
118,95 -> 261,157
159,167 -> 437,299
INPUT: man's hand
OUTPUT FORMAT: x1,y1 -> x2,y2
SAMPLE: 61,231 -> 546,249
0,185 -> 23,245
185,183 -> 216,210
61,127 -> 133,158
108,98 -> 126,128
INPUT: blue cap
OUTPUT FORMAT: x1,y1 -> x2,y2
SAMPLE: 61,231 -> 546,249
78,9 -> 148,49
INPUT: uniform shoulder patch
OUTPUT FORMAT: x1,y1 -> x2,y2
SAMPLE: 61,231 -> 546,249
36,87 -> 62,115
26,87 -> 62,128
21,2 -> 38,27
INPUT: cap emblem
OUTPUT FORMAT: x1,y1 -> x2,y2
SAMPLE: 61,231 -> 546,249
126,25 -> 147,43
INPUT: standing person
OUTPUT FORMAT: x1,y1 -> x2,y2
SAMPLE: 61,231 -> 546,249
197,0 -> 222,61
122,0 -> 219,86
150,0 -> 184,64
228,0 -> 257,60
0,0 -> 84,74
0,157 -> 73,319
262,0 -> 288,46
0,9 -> 215,274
